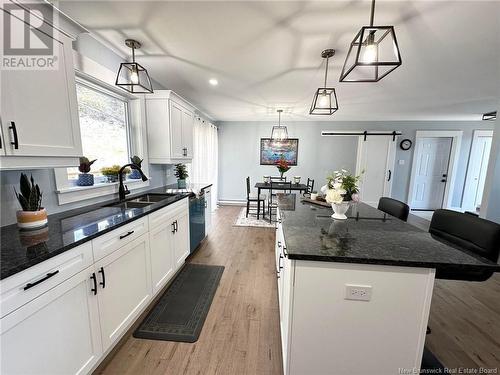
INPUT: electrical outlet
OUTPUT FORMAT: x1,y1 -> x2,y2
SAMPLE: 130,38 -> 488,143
345,284 -> 372,301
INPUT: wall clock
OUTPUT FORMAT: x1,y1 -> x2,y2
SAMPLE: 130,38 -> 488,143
400,139 -> 412,151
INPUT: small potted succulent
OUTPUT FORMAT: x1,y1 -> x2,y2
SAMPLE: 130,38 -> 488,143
101,165 -> 130,183
174,163 -> 188,189
129,155 -> 144,179
14,173 -> 47,230
77,157 -> 97,186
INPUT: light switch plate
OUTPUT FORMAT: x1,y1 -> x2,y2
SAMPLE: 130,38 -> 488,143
398,159 -> 405,165
345,284 -> 372,301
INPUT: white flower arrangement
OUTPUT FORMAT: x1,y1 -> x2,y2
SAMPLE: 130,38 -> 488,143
322,169 -> 362,203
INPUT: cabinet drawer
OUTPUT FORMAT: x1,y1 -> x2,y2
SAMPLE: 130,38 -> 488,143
148,198 -> 188,230
0,242 -> 93,318
92,218 -> 148,261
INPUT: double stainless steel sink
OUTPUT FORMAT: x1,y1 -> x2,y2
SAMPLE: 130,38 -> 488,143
106,193 -> 178,209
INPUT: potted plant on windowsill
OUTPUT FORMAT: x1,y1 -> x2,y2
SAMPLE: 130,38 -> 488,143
77,157 -> 97,186
15,173 -> 47,230
101,165 -> 130,183
174,163 -> 188,189
129,156 -> 144,179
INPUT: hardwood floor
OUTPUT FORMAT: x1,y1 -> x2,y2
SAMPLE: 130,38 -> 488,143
97,207 -> 500,374
96,206 -> 283,375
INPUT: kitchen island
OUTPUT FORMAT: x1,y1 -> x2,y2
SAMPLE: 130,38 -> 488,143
275,195 -> 499,375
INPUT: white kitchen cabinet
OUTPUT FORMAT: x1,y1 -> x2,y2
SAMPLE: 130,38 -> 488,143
0,2 -> 82,169
204,187 -> 212,234
149,220 -> 175,295
173,210 -> 190,269
145,90 -> 194,163
181,109 -> 194,158
0,267 -> 102,375
94,233 -> 152,351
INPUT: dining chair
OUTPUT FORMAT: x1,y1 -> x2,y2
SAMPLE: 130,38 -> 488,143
429,209 -> 500,281
377,197 -> 410,222
246,176 -> 266,219
268,181 -> 292,223
303,178 -> 315,197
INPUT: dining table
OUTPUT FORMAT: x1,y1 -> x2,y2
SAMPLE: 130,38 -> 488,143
254,182 -> 308,218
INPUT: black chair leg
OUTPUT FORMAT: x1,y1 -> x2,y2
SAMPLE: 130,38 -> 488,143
246,200 -> 250,218
257,200 -> 260,220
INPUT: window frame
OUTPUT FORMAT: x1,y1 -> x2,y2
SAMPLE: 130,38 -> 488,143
55,74 -> 151,205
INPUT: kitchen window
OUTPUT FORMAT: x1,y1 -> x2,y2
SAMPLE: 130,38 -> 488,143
55,75 -> 150,204
66,81 -> 131,182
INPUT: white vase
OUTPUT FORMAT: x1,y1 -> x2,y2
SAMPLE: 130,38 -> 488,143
331,201 -> 350,220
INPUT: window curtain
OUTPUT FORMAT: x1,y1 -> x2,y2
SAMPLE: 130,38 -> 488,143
191,117 -> 218,210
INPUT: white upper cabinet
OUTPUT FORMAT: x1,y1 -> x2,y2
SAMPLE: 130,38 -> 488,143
145,90 -> 194,163
0,3 -> 82,169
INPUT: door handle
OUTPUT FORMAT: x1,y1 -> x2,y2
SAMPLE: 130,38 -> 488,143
441,179 -> 447,183
9,121 -> 19,149
442,174 -> 447,177
387,170 -> 392,182
98,267 -> 106,288
90,273 -> 97,295
23,270 -> 59,290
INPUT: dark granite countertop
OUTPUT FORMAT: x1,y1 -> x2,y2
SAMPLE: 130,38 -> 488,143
278,194 -> 500,275
0,182 -> 212,280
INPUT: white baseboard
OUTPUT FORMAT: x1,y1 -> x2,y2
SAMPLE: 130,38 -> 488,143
218,200 -> 246,206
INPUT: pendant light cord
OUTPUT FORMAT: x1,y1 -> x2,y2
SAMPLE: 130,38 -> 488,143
323,56 -> 329,87
131,45 -> 136,63
369,0 -> 375,26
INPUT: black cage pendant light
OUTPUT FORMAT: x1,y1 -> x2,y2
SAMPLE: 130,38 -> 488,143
310,49 -> 339,115
271,109 -> 288,141
339,0 -> 402,82
115,39 -> 154,93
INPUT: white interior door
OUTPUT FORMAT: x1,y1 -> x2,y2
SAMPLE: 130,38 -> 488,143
463,131 -> 493,212
356,136 -> 397,207
411,137 -> 452,210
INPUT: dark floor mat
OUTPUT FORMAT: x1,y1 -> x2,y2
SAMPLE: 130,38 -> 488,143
133,263 -> 224,343
421,346 -> 445,371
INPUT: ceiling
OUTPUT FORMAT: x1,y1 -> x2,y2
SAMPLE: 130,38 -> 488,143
59,1 -> 500,122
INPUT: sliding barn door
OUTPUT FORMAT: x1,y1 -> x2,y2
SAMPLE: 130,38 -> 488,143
356,136 -> 397,207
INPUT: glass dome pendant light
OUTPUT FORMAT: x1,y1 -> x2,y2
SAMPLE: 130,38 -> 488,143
309,49 -> 339,115
339,0 -> 402,82
115,39 -> 154,93
271,109 -> 288,141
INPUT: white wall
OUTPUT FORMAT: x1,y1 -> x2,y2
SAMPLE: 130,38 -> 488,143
217,121 -> 493,206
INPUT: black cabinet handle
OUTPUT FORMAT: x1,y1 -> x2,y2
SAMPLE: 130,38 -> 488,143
283,246 -> 288,257
174,220 -> 178,232
90,273 -> 97,295
171,221 -> 176,234
119,230 -> 134,239
387,170 -> 392,182
0,131 -> 2,149
276,270 -> 280,279
277,241 -> 282,248
24,270 -> 59,290
441,179 -> 446,183
98,267 -> 106,288
278,254 -> 284,270
9,121 -> 19,149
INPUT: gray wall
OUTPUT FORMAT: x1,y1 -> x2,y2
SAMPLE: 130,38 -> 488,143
217,121 -> 494,206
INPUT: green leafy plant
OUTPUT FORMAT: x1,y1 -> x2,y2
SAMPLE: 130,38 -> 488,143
130,155 -> 143,168
15,173 -> 43,211
326,169 -> 363,201
174,164 -> 189,180
101,165 -> 130,176
78,157 -> 97,174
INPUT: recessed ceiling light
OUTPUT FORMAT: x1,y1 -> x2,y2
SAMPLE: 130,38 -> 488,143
209,78 -> 218,86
